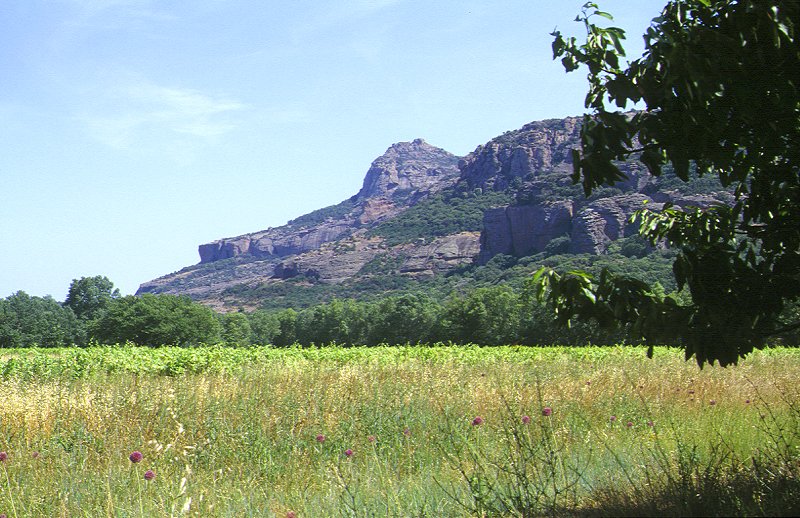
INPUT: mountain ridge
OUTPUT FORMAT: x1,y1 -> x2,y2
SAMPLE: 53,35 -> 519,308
137,114 -> 732,310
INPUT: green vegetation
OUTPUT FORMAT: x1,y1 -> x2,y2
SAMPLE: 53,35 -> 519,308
546,0 -> 800,366
368,188 -> 513,245
286,197 -> 358,228
0,345 -> 798,516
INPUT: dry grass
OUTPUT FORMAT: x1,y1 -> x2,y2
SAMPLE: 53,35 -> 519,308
0,345 -> 797,516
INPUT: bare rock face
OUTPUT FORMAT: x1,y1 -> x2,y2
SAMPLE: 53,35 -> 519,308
400,232 -> 481,275
460,117 -> 582,190
356,138 -> 461,200
478,201 -> 574,262
570,194 -> 654,254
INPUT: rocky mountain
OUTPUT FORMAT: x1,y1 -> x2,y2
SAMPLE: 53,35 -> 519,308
138,115 -> 732,310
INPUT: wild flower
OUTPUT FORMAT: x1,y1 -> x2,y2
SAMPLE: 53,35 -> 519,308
344,449 -> 354,457
368,435 -> 376,443
709,399 -> 717,406
31,451 -> 40,459
521,415 -> 531,425
542,407 -> 553,417
609,415 -> 617,423
144,469 -> 155,481
0,452 -> 7,462
626,421 -> 634,428
471,416 -> 483,426
647,420 -> 654,427
286,512 -> 296,518
315,434 -> 325,443
129,451 -> 143,463
403,427 -> 411,437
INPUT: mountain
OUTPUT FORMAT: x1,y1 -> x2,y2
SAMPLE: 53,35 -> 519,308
137,115 -> 732,310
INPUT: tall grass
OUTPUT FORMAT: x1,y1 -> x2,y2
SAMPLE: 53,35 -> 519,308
0,345 -> 798,516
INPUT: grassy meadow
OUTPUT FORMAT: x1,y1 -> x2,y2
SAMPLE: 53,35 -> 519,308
1,344 -> 799,516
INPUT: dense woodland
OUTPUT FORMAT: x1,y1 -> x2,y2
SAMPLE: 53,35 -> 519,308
2,269 -> 798,349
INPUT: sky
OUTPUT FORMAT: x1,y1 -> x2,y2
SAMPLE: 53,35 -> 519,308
1,0 -> 666,300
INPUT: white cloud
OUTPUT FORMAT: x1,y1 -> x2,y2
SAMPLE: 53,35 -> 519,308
82,78 -> 246,149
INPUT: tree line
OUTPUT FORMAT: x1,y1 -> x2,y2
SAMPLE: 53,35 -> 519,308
0,275 -> 632,348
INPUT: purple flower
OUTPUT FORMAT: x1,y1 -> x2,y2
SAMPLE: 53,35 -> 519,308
709,399 -> 717,406
647,420 -> 654,427
745,399 -> 751,404
31,451 -> 40,459
0,452 -> 7,462
626,421 -> 634,428
609,415 -> 617,423
316,434 -> 325,443
286,512 -> 297,518
368,435 -> 376,443
471,416 -> 483,426
129,451 -> 143,463
344,449 -> 353,457
521,415 -> 531,425
403,427 -> 411,437
144,469 -> 155,481
542,407 -> 553,417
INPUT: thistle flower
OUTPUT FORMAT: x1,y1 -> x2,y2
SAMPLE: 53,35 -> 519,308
0,452 -> 7,462
129,451 -> 143,463
144,469 -> 156,481
521,415 -> 531,425
344,449 -> 354,457
368,435 -> 376,443
471,416 -> 483,426
542,407 -> 553,417
315,434 -> 325,443
609,415 -> 617,423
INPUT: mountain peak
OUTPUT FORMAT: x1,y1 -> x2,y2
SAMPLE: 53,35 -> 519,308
356,140 -> 461,200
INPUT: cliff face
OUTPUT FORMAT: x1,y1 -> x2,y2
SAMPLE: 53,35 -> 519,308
137,114 -> 733,308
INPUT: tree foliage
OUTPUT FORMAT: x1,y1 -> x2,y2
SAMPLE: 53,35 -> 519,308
541,0 -> 800,366
90,294 -> 222,347
64,275 -> 120,321
0,291 -> 83,347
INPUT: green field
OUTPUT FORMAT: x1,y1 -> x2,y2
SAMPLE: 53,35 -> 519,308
1,345 -> 798,516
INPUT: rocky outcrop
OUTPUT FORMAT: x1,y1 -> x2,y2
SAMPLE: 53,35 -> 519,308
459,117 -> 582,190
569,194 -> 655,254
478,202 -> 574,262
195,140 -> 460,265
356,138 -> 461,200
400,232 -> 481,275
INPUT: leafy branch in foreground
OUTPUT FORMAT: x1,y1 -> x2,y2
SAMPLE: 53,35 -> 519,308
542,1 -> 800,366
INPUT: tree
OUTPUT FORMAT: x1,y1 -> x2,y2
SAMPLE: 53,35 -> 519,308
90,294 -> 222,346
221,312 -> 252,346
538,1 -> 800,366
0,291 -> 83,347
64,275 -> 120,321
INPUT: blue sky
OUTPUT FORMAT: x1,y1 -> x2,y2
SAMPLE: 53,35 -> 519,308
1,0 -> 665,300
